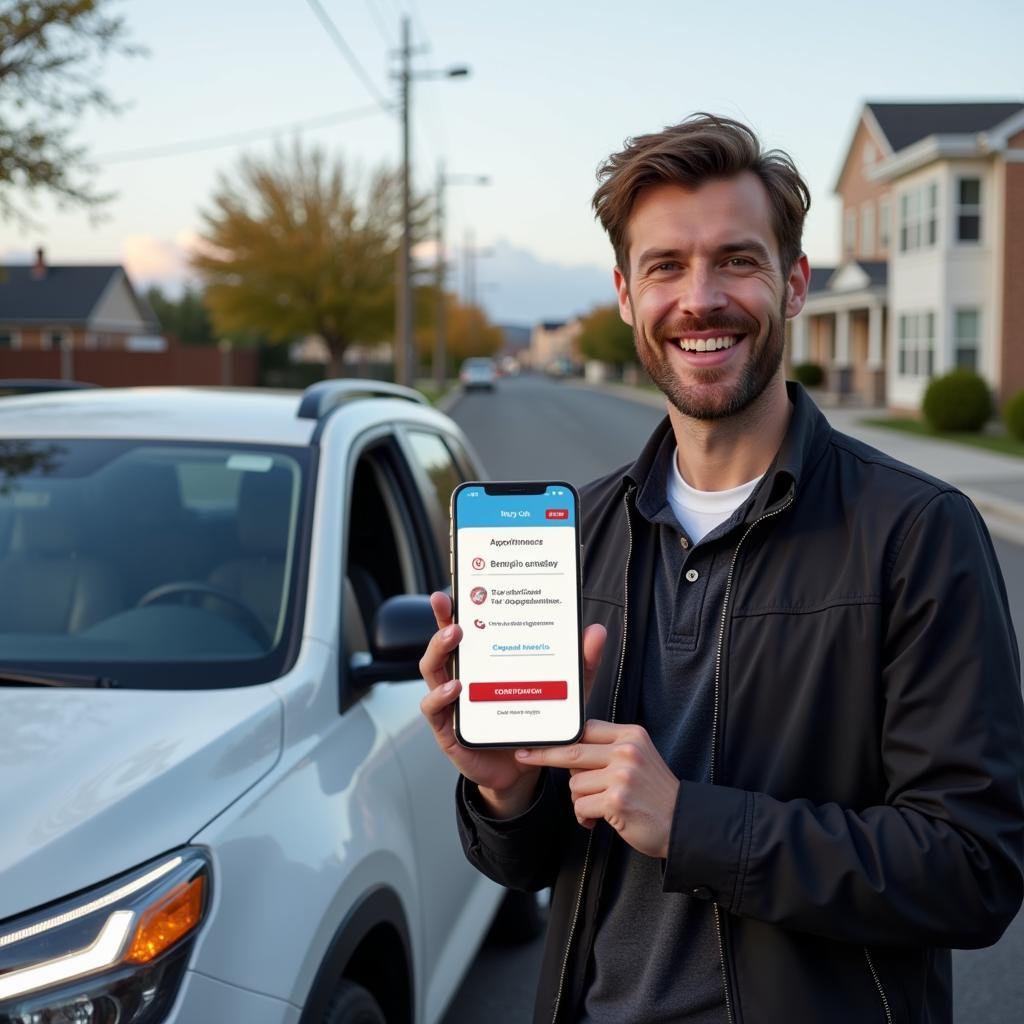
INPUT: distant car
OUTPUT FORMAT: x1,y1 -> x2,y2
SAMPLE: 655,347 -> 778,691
459,357 -> 497,391
0,380 -> 540,1024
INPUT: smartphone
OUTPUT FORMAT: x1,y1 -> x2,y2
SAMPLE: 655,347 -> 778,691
450,480 -> 585,748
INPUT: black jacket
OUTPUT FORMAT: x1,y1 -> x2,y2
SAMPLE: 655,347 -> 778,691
456,383 -> 1024,1023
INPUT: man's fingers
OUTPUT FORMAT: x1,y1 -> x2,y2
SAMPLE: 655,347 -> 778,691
516,742 -> 610,770
420,678 -> 460,737
582,623 -> 607,705
419,619 -> 462,690
430,590 -> 453,629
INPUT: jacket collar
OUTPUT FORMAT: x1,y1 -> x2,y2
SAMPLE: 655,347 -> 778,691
623,381 -> 833,519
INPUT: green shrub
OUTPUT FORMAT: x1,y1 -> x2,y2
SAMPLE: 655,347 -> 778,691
792,362 -> 824,388
1003,390 -> 1024,440
921,370 -> 992,432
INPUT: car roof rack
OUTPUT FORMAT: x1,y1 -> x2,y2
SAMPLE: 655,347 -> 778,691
0,379 -> 100,397
297,379 -> 428,420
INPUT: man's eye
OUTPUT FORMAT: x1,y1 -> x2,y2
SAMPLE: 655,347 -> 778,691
652,262 -> 678,272
726,257 -> 755,267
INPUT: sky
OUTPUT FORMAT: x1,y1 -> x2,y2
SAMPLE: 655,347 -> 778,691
3,0 -> 1023,326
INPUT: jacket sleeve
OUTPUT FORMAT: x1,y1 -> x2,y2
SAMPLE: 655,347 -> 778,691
662,491 -> 1024,948
455,768 -> 576,892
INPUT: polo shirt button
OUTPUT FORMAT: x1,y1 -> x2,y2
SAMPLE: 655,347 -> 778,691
691,885 -> 713,899
685,569 -> 699,583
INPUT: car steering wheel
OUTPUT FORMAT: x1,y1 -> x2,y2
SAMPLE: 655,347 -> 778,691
135,581 -> 272,648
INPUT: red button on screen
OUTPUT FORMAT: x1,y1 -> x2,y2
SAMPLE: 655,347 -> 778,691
545,509 -> 569,520
469,681 -> 568,702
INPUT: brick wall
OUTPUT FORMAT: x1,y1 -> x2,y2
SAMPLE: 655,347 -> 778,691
1000,161 -> 1024,402
835,118 -> 893,260
0,346 -> 260,387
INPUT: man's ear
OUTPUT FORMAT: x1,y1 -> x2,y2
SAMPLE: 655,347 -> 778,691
613,267 -> 634,326
785,253 -> 811,319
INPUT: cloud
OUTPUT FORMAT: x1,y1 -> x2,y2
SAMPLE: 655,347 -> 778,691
470,240 -> 615,327
121,231 -> 201,294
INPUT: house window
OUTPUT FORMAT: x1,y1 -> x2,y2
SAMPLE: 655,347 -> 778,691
844,210 -> 856,256
897,312 -> 935,378
0,331 -> 13,349
44,330 -> 68,350
899,182 -> 939,252
860,203 -> 875,259
880,200 -> 891,250
954,308 -> 980,371
956,178 -> 981,242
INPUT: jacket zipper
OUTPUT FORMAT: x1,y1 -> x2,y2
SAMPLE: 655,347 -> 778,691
550,485 -> 635,1023
864,948 -> 893,1024
711,493 -> 795,1024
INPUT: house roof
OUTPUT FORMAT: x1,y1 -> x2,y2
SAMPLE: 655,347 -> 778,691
0,265 -> 158,328
808,266 -> 837,293
807,261 -> 886,296
866,102 -> 1024,153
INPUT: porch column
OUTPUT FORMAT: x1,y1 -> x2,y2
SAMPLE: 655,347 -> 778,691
835,310 -> 851,366
834,309 -> 852,398
867,303 -> 886,406
868,304 -> 883,368
791,314 -> 810,363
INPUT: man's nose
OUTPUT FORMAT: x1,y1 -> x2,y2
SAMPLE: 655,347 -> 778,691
675,266 -> 727,319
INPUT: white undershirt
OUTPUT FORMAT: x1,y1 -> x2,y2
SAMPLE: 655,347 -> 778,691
666,447 -> 764,545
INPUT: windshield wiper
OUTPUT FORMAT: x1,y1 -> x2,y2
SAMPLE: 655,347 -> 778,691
0,668 -> 117,688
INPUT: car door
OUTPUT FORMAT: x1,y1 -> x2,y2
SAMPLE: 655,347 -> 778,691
342,430 -> 497,1019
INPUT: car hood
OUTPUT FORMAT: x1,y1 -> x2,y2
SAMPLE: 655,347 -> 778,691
0,685 -> 282,922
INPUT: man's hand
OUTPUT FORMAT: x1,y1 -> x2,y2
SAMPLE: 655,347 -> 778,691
418,591 -> 607,819
515,722 -> 680,859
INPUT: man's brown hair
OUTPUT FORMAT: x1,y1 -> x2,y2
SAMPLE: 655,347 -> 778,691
593,113 -> 811,278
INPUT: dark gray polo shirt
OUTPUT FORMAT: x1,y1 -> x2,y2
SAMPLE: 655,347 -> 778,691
580,432 -> 765,1024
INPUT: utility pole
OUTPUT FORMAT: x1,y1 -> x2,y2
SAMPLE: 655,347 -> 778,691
396,15 -> 413,387
392,26 -> 470,389
434,162 -> 447,392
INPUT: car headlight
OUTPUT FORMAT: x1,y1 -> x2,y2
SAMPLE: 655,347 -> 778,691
0,848 -> 210,1023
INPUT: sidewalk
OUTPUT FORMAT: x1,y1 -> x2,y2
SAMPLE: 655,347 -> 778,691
576,381 -> 1024,546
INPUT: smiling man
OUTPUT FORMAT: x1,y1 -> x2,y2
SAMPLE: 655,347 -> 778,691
419,114 -> 1024,1023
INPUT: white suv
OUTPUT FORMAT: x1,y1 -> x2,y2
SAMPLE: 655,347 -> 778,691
0,380 -> 520,1024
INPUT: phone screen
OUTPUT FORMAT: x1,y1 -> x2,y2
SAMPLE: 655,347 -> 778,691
452,481 -> 584,748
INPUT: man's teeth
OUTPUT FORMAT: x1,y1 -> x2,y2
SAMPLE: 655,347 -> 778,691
676,335 -> 741,352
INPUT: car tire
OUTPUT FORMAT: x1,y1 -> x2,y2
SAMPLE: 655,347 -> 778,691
486,888 -> 547,945
322,980 -> 387,1024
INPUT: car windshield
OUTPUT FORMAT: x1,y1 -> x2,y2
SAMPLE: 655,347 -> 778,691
0,439 -> 311,689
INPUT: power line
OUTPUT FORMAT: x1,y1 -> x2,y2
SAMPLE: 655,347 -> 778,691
94,104 -> 388,163
363,0 -> 395,46
304,0 -> 393,111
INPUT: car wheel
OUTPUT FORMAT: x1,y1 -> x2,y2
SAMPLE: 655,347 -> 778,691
322,980 -> 387,1024
486,888 -> 547,945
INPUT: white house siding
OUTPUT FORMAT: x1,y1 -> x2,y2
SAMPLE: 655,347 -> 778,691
89,272 -> 151,334
888,159 -> 998,409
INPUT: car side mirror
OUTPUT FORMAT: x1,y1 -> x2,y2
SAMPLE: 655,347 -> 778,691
350,594 -> 438,688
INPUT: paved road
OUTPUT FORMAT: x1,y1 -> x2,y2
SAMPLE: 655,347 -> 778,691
442,374 -> 1024,1024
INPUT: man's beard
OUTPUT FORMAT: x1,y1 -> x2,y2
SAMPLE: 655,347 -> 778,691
633,298 -> 787,421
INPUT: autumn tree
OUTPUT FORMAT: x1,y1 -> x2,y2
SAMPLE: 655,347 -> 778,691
191,143 -> 427,377
0,0 -> 142,222
577,303 -> 636,367
415,292 -> 502,370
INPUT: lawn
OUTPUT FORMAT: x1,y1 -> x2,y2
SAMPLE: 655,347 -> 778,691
862,417 -> 1024,459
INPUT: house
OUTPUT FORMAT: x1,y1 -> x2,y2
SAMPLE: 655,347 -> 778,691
0,249 -> 163,353
790,100 -> 1024,410
530,319 -> 582,371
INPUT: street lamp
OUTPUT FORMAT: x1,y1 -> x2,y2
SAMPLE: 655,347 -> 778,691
393,18 -> 470,388
434,165 -> 490,390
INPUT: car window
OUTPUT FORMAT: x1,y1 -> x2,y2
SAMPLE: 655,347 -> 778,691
406,430 -> 463,515
0,439 -> 311,689
344,439 -> 430,650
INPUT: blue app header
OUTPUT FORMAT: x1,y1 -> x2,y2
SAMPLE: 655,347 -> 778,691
455,485 -> 576,529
